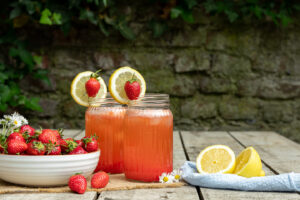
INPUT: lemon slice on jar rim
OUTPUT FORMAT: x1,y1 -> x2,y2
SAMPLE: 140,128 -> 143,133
70,71 -> 107,107
109,66 -> 146,104
196,145 -> 236,174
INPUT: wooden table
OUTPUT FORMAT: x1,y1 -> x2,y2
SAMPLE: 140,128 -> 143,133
1,130 -> 300,200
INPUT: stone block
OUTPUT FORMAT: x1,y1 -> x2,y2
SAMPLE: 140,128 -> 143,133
174,49 -> 210,72
197,76 -> 236,93
257,78 -> 300,99
181,94 -> 217,119
63,100 -> 86,118
206,28 -> 260,59
37,98 -> 59,117
143,69 -> 197,97
262,101 -> 294,123
219,96 -> 258,120
211,53 -> 252,79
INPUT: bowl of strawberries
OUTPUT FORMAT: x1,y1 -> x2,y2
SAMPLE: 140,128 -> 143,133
0,120 -> 100,187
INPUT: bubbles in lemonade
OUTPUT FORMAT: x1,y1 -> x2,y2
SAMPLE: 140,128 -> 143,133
124,108 -> 173,182
85,106 -> 126,173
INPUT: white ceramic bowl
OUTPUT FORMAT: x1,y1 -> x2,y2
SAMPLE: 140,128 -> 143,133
0,150 -> 100,187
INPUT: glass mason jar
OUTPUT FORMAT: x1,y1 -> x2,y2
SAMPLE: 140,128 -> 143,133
85,97 -> 126,173
123,94 -> 173,182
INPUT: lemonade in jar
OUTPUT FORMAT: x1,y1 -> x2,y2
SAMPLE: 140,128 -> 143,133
123,94 -> 173,182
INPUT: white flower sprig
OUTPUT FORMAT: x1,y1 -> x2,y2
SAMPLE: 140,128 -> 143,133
1,112 -> 28,136
159,169 -> 182,184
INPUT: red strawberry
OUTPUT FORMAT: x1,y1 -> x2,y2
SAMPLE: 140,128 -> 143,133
19,125 -> 35,136
60,138 -> 78,153
124,79 -> 141,100
68,174 -> 87,194
76,140 -> 83,147
82,136 -> 98,152
38,129 -> 58,144
7,139 -> 28,154
91,171 -> 109,188
26,140 -> 46,155
69,146 -> 87,154
45,142 -> 61,155
7,132 -> 25,143
52,129 -> 64,139
85,70 -> 101,97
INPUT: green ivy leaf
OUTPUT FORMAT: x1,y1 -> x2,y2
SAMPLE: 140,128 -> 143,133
149,20 -> 167,38
0,73 -> 8,83
33,55 -> 42,65
225,10 -> 238,23
10,7 -> 21,19
99,21 -> 110,36
25,97 -> 42,112
80,9 -> 98,25
103,0 -> 107,7
0,84 -> 11,103
184,0 -> 197,9
52,13 -> 62,25
170,7 -> 182,19
181,10 -> 194,23
118,22 -> 135,40
40,9 -> 52,25
19,48 -> 34,70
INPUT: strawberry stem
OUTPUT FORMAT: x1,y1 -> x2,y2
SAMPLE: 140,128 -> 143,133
91,69 -> 102,79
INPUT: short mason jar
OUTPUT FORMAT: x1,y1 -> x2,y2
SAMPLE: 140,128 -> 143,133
85,97 -> 126,173
123,94 -> 173,182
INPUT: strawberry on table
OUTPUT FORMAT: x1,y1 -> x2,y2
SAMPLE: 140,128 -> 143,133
26,140 -> 46,155
69,146 -> 87,155
7,139 -> 28,154
68,174 -> 87,194
45,142 -> 61,155
91,171 -> 109,189
38,129 -> 58,144
82,136 -> 98,152
7,132 -> 25,143
85,70 -> 101,97
124,77 -> 141,100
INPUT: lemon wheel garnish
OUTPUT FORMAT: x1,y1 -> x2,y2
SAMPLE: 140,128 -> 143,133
108,66 -> 146,104
196,145 -> 236,174
70,71 -> 107,107
233,146 -> 262,178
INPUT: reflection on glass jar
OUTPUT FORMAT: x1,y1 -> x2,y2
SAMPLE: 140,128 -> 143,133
85,97 -> 126,173
124,94 -> 173,182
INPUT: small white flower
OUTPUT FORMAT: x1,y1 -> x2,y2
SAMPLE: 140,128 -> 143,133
171,169 -> 182,182
8,112 -> 27,128
159,172 -> 174,184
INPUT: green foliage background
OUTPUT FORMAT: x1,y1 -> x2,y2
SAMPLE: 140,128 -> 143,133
0,0 -> 299,112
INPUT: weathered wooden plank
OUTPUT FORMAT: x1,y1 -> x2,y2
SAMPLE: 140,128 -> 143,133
98,187 -> 198,200
62,129 -> 83,139
230,131 -> 300,174
181,131 -> 300,200
74,130 -> 85,140
98,131 -> 199,200
0,192 -> 97,200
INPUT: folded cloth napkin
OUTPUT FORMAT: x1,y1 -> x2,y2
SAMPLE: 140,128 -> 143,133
181,161 -> 300,192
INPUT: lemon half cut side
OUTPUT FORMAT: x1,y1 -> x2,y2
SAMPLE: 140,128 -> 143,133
196,145 -> 236,174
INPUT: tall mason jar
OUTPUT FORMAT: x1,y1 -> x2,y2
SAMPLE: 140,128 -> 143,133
123,94 -> 173,182
85,97 -> 126,173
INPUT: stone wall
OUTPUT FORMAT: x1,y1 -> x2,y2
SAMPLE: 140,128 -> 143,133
19,14 -> 300,142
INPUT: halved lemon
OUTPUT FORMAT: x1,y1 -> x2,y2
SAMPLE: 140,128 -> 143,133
70,71 -> 107,107
109,66 -> 146,104
234,146 -> 262,178
196,145 -> 236,174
